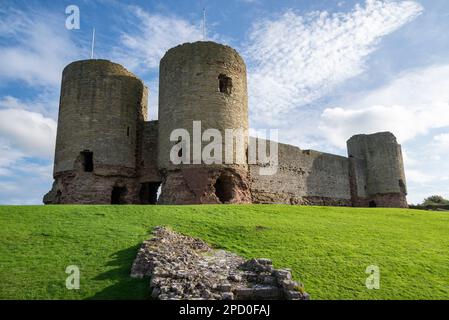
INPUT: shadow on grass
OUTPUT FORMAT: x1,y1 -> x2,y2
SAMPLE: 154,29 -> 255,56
88,244 -> 150,300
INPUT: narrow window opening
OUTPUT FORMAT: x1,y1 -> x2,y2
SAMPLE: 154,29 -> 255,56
111,186 -> 127,204
127,126 -> 130,137
398,179 -> 406,194
218,74 -> 232,94
81,151 -> 93,172
369,200 -> 377,208
157,185 -> 162,201
214,174 -> 234,203
139,182 -> 161,205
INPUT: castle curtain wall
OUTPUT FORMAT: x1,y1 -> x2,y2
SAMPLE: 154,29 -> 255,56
249,140 -> 352,206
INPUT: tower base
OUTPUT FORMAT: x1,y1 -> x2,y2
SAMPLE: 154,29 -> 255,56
43,171 -> 141,205
158,167 -> 252,205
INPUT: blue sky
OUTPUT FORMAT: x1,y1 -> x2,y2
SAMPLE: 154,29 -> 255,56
1,0 -> 448,204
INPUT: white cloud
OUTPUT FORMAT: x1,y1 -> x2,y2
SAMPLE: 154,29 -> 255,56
0,94 -> 58,118
113,6 -> 230,119
0,96 -> 56,204
0,157 -> 53,204
0,96 -> 26,110
433,133 -> 449,149
146,79 -> 160,120
0,98 -> 57,159
0,8 -> 80,86
0,142 -> 24,176
18,162 -> 53,180
244,0 -> 423,126
115,7 -> 205,71
399,138 -> 449,204
406,168 -> 435,184
0,7 -> 67,204
319,64 -> 449,148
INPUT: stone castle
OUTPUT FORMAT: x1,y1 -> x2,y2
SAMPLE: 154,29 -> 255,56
44,41 -> 408,207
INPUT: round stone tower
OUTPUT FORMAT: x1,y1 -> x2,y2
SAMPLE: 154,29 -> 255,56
44,59 -> 148,204
347,132 -> 408,208
157,41 -> 251,204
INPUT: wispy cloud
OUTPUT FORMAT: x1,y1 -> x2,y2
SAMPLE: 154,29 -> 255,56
319,64 -> 449,148
0,6 -> 70,204
114,6 -> 205,72
0,7 -> 80,86
433,132 -> 449,150
318,61 -> 449,204
112,5 -> 229,118
406,168 -> 436,184
0,142 -> 24,176
0,96 -> 56,204
0,97 -> 57,159
244,0 -> 423,126
0,157 -> 53,204
0,1 -> 440,205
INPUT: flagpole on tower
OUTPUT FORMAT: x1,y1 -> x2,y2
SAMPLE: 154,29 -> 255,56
90,28 -> 95,59
202,8 -> 206,41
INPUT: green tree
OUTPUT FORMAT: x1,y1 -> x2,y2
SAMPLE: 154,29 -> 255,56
422,195 -> 449,206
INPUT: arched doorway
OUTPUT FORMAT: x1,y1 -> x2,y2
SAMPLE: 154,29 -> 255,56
214,174 -> 234,203
139,182 -> 161,204
111,186 -> 127,204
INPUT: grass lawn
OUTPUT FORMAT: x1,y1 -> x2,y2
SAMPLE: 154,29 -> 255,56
0,205 -> 448,300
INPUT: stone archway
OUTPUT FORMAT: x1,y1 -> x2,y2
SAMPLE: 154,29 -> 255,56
214,174 -> 235,203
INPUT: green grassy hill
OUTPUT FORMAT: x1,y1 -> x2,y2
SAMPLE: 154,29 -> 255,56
0,205 -> 448,300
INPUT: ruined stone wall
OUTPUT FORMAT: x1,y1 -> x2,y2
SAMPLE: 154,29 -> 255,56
347,132 -> 408,207
138,120 -> 161,183
158,167 -> 251,205
348,157 -> 368,206
44,171 -> 141,204
249,139 -> 352,206
131,227 -> 309,300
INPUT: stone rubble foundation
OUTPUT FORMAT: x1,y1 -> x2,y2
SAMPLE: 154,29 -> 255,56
130,226 -> 310,300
